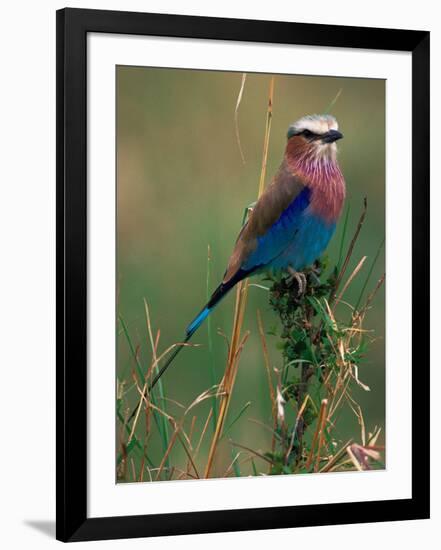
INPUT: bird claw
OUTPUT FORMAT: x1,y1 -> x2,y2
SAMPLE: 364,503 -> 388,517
307,269 -> 321,287
286,268 -> 307,296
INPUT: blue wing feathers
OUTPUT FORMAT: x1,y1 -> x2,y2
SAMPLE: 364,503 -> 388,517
242,187 -> 312,271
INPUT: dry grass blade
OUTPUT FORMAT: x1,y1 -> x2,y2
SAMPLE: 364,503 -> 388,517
161,396 -> 186,410
223,451 -> 242,478
258,76 -> 275,197
367,426 -> 382,447
248,418 -> 281,440
234,73 -> 247,164
185,385 -> 222,416
188,416 -> 197,447
138,454 -> 146,482
204,329 -> 250,477
185,415 -> 197,475
324,87 -> 343,113
133,380 -> 173,423
328,375 -> 351,419
314,399 -> 329,472
230,441 -> 274,465
176,431 -> 200,479
194,408 -> 213,459
355,273 -> 386,322
128,327 -> 160,442
305,399 -> 328,470
128,339 -> 192,441
257,310 -> 276,411
345,393 -> 366,445
143,301 -> 170,454
346,445 -> 363,472
145,466 -> 153,482
330,198 -> 367,305
327,458 -> 353,472
319,439 -> 354,473
286,394 -> 309,464
176,468 -> 198,480
155,422 -> 181,481
142,392 -> 200,480
128,338 -> 200,433
232,325 -> 251,365
144,299 -> 158,377
204,76 -> 276,478
334,255 -> 367,309
257,309 -> 278,465
257,310 -> 277,472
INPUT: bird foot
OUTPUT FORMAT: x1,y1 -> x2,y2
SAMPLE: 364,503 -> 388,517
307,269 -> 321,287
286,268 -> 307,296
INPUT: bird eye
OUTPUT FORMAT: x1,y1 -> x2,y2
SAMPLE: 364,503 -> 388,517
302,129 -> 313,138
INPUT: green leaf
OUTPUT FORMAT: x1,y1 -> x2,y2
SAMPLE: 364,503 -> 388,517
118,315 -> 144,382
223,402 -> 252,437
230,447 -> 242,477
117,438 -> 137,466
354,237 -> 385,312
337,202 -> 351,272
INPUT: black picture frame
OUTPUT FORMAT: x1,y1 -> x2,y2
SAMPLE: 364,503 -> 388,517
56,7 -> 430,542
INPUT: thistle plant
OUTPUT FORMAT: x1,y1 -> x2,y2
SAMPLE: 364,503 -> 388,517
265,259 -> 333,469
260,205 -> 385,475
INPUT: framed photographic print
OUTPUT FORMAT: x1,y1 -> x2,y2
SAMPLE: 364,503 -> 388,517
56,8 -> 430,542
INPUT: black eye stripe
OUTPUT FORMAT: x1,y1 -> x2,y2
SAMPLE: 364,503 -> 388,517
287,127 -> 327,139
301,129 -> 317,138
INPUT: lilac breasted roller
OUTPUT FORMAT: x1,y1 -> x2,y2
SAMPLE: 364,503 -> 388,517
150,114 -> 345,390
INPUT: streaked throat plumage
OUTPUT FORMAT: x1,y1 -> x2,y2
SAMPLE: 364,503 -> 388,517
285,114 -> 346,224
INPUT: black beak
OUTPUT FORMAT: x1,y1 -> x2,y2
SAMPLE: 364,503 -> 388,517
322,129 -> 343,143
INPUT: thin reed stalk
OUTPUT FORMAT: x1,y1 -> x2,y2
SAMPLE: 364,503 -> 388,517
206,245 -> 218,432
305,399 -> 328,470
144,300 -> 170,459
204,76 -> 275,478
257,309 -> 277,465
330,198 -> 367,307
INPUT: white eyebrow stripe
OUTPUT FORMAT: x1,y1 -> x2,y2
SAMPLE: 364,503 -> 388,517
289,114 -> 339,136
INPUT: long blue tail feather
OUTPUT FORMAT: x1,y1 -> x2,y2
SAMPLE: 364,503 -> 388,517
186,307 -> 211,337
128,269 -> 254,423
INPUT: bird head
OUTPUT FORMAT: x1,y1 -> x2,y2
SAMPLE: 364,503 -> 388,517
286,114 -> 343,161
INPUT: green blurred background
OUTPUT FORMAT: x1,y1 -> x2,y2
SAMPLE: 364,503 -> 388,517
116,66 -> 385,480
